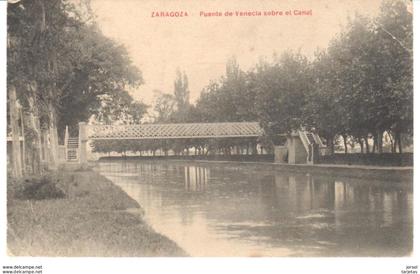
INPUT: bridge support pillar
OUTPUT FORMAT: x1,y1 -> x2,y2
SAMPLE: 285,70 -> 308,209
287,135 -> 307,164
311,144 -> 320,164
274,146 -> 288,163
78,122 -> 88,164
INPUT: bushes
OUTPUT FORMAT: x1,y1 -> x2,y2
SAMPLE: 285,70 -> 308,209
319,153 -> 413,166
13,176 -> 66,200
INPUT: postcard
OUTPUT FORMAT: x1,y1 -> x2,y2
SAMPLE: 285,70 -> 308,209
2,0 -> 418,273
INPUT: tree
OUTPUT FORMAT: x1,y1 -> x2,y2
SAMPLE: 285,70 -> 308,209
8,0 -> 145,173
253,52 -> 311,137
153,91 -> 177,123
305,1 -> 412,154
304,49 -> 348,153
173,69 -> 190,109
196,57 -> 257,123
57,23 -> 143,131
373,0 -> 412,152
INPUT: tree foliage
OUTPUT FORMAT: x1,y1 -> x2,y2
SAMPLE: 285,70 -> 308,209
8,0 -> 145,131
90,0 -> 412,157
8,0 -> 147,173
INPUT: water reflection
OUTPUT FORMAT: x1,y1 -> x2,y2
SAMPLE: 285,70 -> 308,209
96,161 -> 412,257
184,166 -> 209,192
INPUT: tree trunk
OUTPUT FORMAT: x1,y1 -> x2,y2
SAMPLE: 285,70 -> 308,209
27,93 -> 43,174
372,134 -> 378,153
9,85 -> 23,178
328,135 -> 335,155
42,130 -> 50,165
388,131 -> 396,153
46,34 -> 60,168
343,134 -> 348,154
252,142 -> 258,155
358,137 -> 364,154
19,108 -> 26,173
364,137 -> 370,154
377,131 -> 383,154
396,131 -> 403,153
47,101 -> 59,169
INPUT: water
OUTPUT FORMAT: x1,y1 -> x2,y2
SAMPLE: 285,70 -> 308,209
95,160 -> 412,257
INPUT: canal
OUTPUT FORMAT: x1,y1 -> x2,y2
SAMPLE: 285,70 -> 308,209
95,160 -> 412,257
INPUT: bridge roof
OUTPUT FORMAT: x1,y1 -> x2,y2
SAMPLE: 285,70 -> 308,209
88,122 -> 263,140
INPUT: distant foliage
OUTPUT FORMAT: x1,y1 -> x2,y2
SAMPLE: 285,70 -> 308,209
91,0 -> 412,156
192,0 -> 412,154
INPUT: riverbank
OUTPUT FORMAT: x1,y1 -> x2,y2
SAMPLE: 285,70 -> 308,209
99,154 -> 274,163
99,157 -> 413,182
188,160 -> 413,182
7,170 -> 187,256
98,152 -> 413,167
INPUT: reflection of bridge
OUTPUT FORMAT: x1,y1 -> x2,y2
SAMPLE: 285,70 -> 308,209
88,122 -> 263,140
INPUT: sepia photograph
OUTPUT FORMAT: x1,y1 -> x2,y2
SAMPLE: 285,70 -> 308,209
2,0 -> 417,272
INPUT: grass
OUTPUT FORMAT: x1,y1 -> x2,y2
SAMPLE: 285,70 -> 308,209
7,170 -> 187,256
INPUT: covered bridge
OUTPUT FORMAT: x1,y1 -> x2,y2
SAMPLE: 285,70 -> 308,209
70,122 -> 326,165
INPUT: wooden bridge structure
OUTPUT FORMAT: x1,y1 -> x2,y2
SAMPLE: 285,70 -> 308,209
87,122 -> 264,140
68,122 -> 326,165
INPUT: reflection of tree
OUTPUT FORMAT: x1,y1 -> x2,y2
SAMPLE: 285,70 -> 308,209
99,161 -> 413,256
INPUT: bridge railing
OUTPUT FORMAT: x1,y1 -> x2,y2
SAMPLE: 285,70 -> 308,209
86,122 -> 263,140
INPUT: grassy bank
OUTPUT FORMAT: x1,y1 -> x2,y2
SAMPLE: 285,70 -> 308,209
7,170 -> 187,256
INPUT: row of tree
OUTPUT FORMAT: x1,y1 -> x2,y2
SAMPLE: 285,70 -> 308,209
135,0 -> 412,157
91,137 -> 261,157
9,0 -> 411,167
8,0 -> 146,176
92,68 -> 263,156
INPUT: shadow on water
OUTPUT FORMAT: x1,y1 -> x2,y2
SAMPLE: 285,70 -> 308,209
95,160 -> 413,257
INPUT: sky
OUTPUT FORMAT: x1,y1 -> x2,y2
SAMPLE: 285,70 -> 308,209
90,0 -> 383,106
